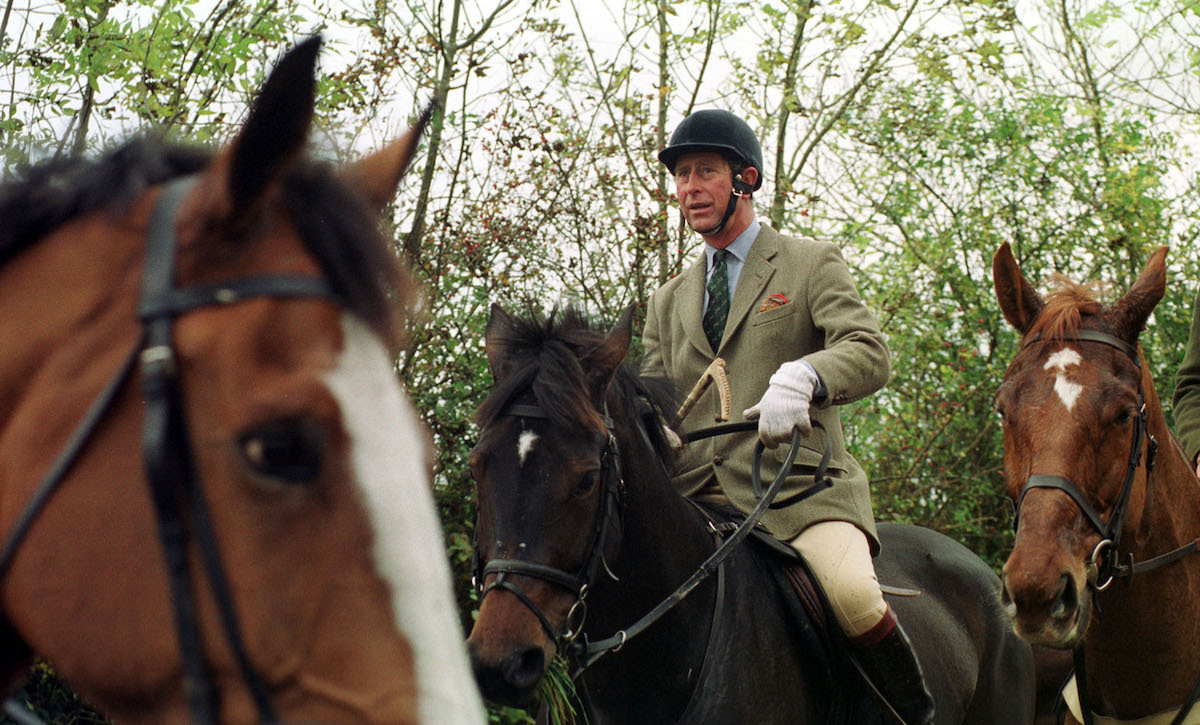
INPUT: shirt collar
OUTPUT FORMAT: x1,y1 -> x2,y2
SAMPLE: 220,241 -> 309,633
705,219 -> 760,267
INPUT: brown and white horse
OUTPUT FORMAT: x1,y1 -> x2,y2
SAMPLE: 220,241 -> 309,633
0,38 -> 483,723
994,242 -> 1200,724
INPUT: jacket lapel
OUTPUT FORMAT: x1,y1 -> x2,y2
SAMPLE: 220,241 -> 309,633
720,225 -> 778,350
675,254 -> 713,356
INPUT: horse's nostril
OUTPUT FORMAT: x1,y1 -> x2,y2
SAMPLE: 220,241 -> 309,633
502,646 -> 546,690
1051,573 -> 1078,621
1000,576 -> 1017,618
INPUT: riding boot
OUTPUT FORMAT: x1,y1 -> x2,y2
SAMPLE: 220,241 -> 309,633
851,608 -> 935,725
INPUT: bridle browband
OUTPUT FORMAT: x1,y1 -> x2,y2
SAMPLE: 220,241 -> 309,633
1013,329 -> 1200,725
0,176 -> 342,723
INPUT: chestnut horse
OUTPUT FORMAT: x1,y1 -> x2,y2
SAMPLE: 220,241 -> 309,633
0,39 -> 484,723
994,242 -> 1200,724
467,305 -> 1036,724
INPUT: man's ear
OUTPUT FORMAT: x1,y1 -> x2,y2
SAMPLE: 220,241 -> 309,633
738,166 -> 759,189
734,165 -> 758,195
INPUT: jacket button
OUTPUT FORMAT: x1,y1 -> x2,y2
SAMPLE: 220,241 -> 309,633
713,456 -> 723,466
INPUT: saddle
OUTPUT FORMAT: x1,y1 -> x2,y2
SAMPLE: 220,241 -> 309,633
693,502 -> 890,725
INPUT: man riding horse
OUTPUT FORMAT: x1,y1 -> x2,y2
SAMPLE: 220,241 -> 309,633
641,109 -> 935,725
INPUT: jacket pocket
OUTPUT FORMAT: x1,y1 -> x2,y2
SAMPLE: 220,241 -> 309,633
751,302 -> 798,327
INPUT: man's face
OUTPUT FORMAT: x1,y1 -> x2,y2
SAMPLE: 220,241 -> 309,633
672,151 -> 732,233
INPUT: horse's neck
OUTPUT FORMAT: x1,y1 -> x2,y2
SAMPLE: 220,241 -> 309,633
581,420 -> 717,715
1085,379 -> 1200,715
598,426 -> 714,611
1130,377 -> 1200,559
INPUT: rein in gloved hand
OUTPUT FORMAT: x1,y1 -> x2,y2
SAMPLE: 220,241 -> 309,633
743,360 -> 821,448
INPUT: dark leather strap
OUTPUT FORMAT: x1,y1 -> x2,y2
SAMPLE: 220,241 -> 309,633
1019,474 -> 1110,537
139,177 -> 279,722
576,423 -> 814,672
1023,330 -> 1140,367
139,276 -> 337,318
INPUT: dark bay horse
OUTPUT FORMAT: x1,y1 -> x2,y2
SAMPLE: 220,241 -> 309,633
467,304 -> 1035,724
994,242 -> 1200,724
0,38 -> 483,723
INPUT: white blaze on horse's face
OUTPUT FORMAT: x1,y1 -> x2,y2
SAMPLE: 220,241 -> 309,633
518,430 -> 539,465
322,314 -> 486,724
1043,348 -> 1084,411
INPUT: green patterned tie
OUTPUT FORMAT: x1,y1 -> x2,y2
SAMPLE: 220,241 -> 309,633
703,249 -> 730,351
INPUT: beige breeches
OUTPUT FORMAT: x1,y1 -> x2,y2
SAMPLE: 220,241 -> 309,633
788,520 -> 888,638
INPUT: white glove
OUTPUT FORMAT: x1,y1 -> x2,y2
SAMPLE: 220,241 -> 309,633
743,360 -> 819,448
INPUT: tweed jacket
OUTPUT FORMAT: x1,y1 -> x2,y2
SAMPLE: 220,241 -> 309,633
1173,289 -> 1200,463
642,224 -> 890,551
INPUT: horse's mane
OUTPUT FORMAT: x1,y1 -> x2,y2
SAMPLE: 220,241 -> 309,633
475,306 -> 680,463
1026,275 -> 1111,342
0,136 -> 405,339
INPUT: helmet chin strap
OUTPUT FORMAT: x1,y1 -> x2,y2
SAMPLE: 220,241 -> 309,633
694,173 -> 754,237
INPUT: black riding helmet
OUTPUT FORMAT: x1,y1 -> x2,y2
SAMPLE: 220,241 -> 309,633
658,109 -> 763,234
658,109 -> 763,192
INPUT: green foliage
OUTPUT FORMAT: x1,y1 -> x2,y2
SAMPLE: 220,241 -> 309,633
2,662 -> 108,724
536,659 -> 587,725
820,9 -> 1200,567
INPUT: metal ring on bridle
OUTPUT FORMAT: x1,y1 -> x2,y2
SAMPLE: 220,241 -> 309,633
564,597 -> 589,641
1089,539 -> 1115,592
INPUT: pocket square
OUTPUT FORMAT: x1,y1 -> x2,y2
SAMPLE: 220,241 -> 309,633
759,293 -> 789,312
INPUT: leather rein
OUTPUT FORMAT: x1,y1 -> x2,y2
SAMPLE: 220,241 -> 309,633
472,398 -> 831,682
0,177 -> 341,723
1013,330 -> 1200,725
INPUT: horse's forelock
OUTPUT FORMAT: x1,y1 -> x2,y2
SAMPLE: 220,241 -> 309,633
1025,277 -> 1108,343
475,308 -> 626,434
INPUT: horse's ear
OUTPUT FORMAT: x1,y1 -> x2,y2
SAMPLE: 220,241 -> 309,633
188,37 -> 320,226
341,103 -> 432,214
484,303 -> 518,380
993,243 -> 1044,335
1111,246 -> 1168,341
583,305 -> 634,393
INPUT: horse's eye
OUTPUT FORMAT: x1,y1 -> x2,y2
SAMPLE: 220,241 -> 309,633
1114,409 -> 1134,425
576,470 -> 600,497
239,420 -> 323,484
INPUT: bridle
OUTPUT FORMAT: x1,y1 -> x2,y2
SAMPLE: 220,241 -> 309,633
472,403 -> 625,656
1011,329 -> 1200,725
1012,330 -> 1166,590
0,176 -> 341,723
472,388 -> 831,682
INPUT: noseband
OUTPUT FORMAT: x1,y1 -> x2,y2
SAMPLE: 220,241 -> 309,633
0,177 -> 341,723
472,403 -> 625,655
